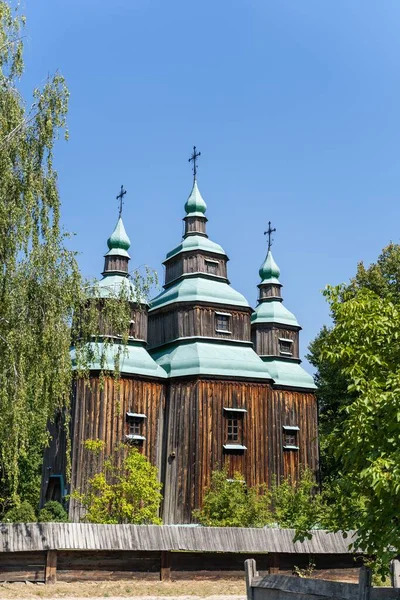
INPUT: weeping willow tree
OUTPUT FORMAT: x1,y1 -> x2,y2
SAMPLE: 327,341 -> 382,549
0,3 -> 151,512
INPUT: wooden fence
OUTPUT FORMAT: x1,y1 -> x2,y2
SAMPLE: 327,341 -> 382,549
245,559 -> 400,600
0,523 -> 361,584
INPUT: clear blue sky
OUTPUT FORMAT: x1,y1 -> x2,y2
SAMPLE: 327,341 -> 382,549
21,1 -> 400,367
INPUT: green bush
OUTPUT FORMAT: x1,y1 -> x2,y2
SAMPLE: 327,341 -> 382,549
38,501 -> 68,522
193,466 -> 273,527
4,500 -> 36,523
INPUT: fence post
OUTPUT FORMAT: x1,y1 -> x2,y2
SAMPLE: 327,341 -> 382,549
160,551 -> 171,581
358,565 -> 372,600
45,549 -> 57,584
391,559 -> 400,588
245,558 -> 257,600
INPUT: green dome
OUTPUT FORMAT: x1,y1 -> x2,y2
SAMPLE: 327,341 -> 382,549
151,340 -> 272,380
184,180 -> 207,216
166,234 -> 226,260
106,217 -> 131,257
259,250 -> 280,283
261,358 -> 316,390
251,299 -> 300,327
150,276 -> 249,311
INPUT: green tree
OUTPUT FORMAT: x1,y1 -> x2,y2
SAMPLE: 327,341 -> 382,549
0,2 -> 156,514
315,283 -> 400,567
308,243 -> 400,481
72,444 -> 162,524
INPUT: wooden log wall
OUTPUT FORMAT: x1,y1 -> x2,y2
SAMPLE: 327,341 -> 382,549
103,255 -> 129,274
251,325 -> 300,358
184,216 -> 207,236
148,304 -> 251,348
162,379 -> 318,524
271,389 -> 319,482
96,302 -> 148,341
164,251 -> 228,286
69,376 -> 166,521
259,284 -> 282,300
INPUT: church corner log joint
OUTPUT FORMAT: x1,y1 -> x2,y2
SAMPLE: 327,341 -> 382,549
41,154 -> 319,524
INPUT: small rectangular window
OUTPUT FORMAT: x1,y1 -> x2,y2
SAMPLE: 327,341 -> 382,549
126,412 -> 146,443
279,338 -> 293,355
215,312 -> 231,333
227,416 -> 239,442
283,425 -> 299,449
284,431 -> 297,446
129,419 -> 142,437
205,259 -> 219,275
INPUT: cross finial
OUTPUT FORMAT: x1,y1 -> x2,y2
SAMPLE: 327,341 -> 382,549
188,146 -> 201,181
116,185 -> 127,218
264,221 -> 276,251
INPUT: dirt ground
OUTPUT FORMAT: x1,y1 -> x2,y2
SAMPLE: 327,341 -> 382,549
0,579 -> 246,599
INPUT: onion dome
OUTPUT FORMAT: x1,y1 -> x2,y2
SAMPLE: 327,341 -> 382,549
259,250 -> 281,284
106,217 -> 131,258
184,180 -> 207,217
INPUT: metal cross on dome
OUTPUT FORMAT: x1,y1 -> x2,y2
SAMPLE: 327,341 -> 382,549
116,185 -> 127,218
264,221 -> 276,252
188,146 -> 201,180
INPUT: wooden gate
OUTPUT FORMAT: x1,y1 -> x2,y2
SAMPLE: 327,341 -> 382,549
245,559 -> 400,600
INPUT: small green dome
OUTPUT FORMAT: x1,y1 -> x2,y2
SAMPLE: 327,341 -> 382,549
107,217 -> 131,252
184,180 -> 207,216
259,250 -> 280,283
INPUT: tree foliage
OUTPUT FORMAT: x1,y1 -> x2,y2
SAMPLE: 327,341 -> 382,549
0,2 -> 157,513
308,243 -> 400,481
194,465 -> 323,533
38,500 -> 68,522
72,443 -> 162,524
193,466 -> 272,527
315,283 -> 400,566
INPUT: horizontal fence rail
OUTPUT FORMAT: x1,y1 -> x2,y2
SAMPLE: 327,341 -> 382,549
0,523 -> 358,554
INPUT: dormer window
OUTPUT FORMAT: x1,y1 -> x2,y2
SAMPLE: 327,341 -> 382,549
215,312 -> 231,333
205,259 -> 219,275
125,412 -> 146,444
279,338 -> 293,356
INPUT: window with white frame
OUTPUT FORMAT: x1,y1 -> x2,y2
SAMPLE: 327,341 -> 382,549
283,425 -> 299,449
215,312 -> 231,333
279,338 -> 293,356
205,259 -> 219,275
125,412 -> 146,443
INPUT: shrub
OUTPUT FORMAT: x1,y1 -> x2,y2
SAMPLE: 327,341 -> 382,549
4,500 -> 36,523
193,466 -> 273,527
38,501 -> 68,522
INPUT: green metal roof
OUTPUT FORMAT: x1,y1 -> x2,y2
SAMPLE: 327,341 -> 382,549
93,274 -> 145,303
105,217 -> 131,258
184,180 -> 207,216
166,234 -> 226,261
150,276 -> 250,311
151,340 -> 273,380
259,250 -> 280,284
261,358 -> 316,390
251,299 -> 299,327
72,341 -> 167,379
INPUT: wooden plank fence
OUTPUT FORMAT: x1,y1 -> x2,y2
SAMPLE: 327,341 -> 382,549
245,559 -> 400,600
0,523 -> 361,584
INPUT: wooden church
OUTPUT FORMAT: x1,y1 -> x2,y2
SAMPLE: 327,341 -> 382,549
41,151 -> 318,523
